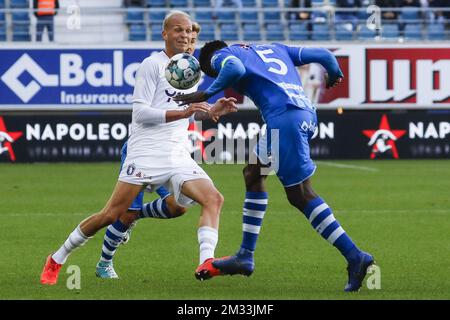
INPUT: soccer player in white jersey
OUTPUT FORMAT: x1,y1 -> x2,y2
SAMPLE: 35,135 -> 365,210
94,22 -> 237,279
40,11 -> 236,285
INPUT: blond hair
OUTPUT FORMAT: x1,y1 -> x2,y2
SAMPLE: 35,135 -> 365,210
163,10 -> 192,31
192,22 -> 201,34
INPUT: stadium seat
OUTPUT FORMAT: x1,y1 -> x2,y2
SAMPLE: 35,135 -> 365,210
266,23 -> 285,41
195,11 -> 213,23
427,23 -> 446,40
126,9 -> 144,24
198,23 -> 215,40
404,24 -> 423,40
243,23 -> 261,41
242,0 -> 256,7
261,0 -> 278,7
146,0 -> 166,7
0,23 -> 6,41
357,24 -> 377,40
193,0 -> 211,7
381,23 -> 400,39
0,0 -> 5,8
356,8 -> 370,24
12,24 -> 30,41
264,11 -> 281,24
216,11 -> 236,22
0,12 -> 4,22
150,23 -> 163,40
311,10 -> 328,23
220,23 -> 239,40
261,0 -> 280,23
289,22 -> 309,41
400,7 -> 421,23
312,23 -> 330,40
240,11 -> 258,23
149,11 -> 166,24
129,24 -> 146,41
335,23 -> 354,41
169,0 -> 188,7
12,12 -> 30,23
10,0 -> 28,8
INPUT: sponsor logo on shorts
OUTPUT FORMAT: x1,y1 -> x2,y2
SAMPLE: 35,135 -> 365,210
126,164 -> 136,176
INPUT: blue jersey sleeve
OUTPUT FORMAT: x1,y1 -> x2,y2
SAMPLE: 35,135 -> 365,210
205,49 -> 246,97
300,47 -> 343,79
274,43 -> 303,66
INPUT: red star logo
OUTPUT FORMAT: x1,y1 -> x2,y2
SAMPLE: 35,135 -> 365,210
362,114 -> 406,159
0,116 -> 23,161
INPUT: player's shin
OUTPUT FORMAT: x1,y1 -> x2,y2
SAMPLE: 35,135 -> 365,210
99,220 -> 130,264
138,198 -> 171,219
302,197 -> 362,263
52,225 -> 92,264
197,226 -> 218,264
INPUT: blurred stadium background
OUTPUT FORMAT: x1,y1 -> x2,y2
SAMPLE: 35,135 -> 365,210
0,0 -> 449,300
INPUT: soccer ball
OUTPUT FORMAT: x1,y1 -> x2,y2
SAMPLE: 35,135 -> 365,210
165,53 -> 201,90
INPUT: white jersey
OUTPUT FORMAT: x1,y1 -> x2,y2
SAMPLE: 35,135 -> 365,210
127,51 -> 198,167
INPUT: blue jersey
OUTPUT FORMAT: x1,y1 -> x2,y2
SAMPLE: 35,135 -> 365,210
211,43 -> 315,122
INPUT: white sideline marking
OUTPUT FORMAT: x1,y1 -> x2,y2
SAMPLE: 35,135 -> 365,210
316,161 -> 379,172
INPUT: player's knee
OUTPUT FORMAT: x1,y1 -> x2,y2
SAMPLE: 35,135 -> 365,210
243,164 -> 263,188
164,196 -> 187,218
168,205 -> 187,218
203,191 -> 224,213
286,184 -> 317,211
120,210 -> 138,225
99,206 -> 125,226
286,192 -> 304,209
101,212 -> 120,226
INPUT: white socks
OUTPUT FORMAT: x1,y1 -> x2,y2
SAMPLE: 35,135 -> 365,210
52,225 -> 90,264
197,226 -> 218,265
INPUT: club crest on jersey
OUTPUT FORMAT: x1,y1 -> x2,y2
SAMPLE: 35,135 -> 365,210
127,164 -> 136,176
300,120 -> 317,133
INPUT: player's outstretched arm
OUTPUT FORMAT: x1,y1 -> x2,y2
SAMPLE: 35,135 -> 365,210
300,47 -> 344,88
194,97 -> 238,122
173,57 -> 245,106
134,101 -> 210,124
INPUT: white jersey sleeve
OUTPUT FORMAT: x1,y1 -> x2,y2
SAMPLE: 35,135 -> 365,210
132,59 -> 158,105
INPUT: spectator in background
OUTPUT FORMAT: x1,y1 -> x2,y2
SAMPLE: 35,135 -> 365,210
376,0 -> 401,21
124,0 -> 145,6
289,0 -> 312,22
425,0 -> 449,23
400,0 -> 421,7
335,0 -> 362,27
33,0 -> 59,42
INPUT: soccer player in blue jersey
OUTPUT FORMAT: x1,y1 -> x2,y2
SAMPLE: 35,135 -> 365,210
174,41 -> 375,292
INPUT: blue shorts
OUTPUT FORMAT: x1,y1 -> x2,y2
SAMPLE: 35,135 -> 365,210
255,107 -> 317,187
120,142 -> 170,211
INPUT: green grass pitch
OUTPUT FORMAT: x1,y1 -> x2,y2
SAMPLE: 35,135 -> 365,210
0,160 -> 449,300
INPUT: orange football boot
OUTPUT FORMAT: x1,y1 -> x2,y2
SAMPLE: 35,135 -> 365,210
40,254 -> 62,285
194,257 -> 230,281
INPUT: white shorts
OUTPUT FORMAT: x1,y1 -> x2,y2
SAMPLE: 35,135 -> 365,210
118,157 -> 212,207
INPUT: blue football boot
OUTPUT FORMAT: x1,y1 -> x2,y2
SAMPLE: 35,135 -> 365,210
344,251 -> 375,292
212,248 -> 255,276
95,261 -> 119,279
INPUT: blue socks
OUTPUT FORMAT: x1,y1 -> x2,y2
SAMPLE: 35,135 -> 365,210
241,192 -> 268,252
303,197 -> 360,262
100,220 -> 129,263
